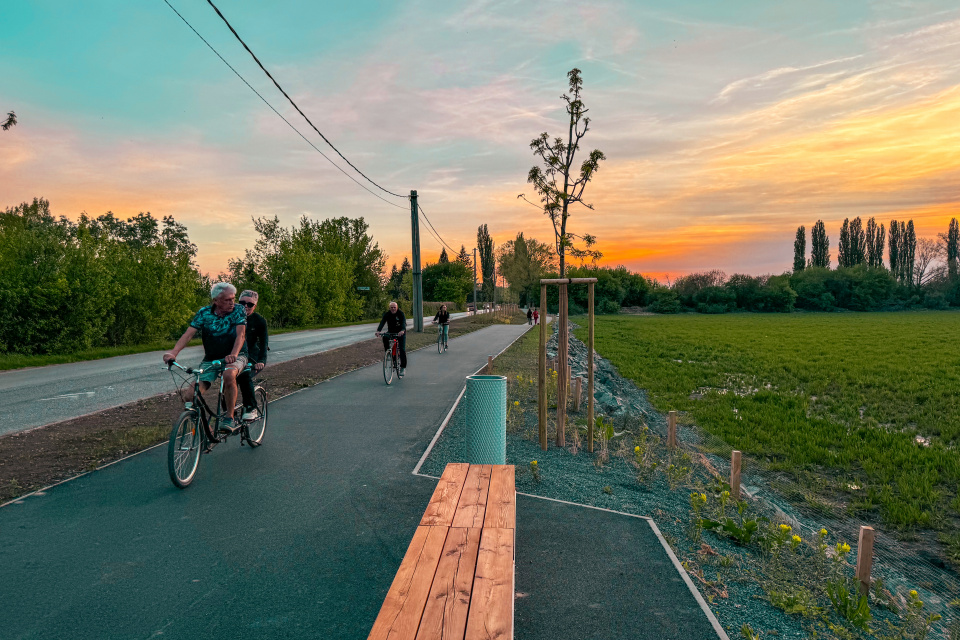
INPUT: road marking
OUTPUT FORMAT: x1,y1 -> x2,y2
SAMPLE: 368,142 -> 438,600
40,391 -> 96,401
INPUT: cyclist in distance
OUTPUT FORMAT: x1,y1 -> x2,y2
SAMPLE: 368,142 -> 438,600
375,301 -> 407,377
236,290 -> 267,421
432,303 -> 451,349
163,282 -> 247,434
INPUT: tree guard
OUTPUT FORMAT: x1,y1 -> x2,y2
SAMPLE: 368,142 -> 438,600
538,278 -> 597,451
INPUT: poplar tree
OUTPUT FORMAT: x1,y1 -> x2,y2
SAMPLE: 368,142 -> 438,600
866,217 -> 884,268
838,219 -> 851,268
810,220 -> 830,268
850,217 -> 866,265
903,220 -> 916,285
793,226 -> 806,272
948,218 -> 959,280
477,224 -> 495,300
889,220 -> 901,278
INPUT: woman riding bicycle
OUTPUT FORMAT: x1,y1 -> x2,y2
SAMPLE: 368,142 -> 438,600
236,289 -> 268,421
432,303 -> 451,349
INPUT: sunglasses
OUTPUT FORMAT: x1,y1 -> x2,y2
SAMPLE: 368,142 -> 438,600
239,301 -> 256,308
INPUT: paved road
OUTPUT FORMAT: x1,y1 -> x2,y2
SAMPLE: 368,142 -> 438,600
0,313 -> 468,437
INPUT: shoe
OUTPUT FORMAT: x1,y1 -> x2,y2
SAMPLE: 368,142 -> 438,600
219,418 -> 237,434
399,367 -> 405,377
241,407 -> 259,421
202,441 -> 218,454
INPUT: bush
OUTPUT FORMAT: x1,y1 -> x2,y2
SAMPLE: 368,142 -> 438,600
725,274 -> 762,310
673,270 -> 726,308
599,299 -> 621,314
790,268 -> 835,310
754,275 -> 796,312
649,288 -> 682,313
694,286 -> 736,314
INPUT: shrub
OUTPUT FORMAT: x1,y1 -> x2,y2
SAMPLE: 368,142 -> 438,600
754,275 -> 796,312
649,287 -> 682,313
694,286 -> 736,314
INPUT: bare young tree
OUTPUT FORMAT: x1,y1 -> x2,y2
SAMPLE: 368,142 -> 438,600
522,69 -> 605,277
914,237 -> 945,287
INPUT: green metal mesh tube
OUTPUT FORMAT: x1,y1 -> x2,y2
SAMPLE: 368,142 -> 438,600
465,375 -> 506,465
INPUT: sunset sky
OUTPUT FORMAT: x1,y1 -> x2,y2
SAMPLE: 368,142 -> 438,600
2,1 -> 959,280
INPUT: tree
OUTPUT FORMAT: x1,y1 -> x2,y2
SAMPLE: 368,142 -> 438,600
838,219 -> 851,268
810,220 -> 830,268
2,111 -> 15,131
793,226 -> 806,272
438,248 -> 449,264
849,217 -> 866,265
947,218 -> 959,280
456,244 -> 472,268
523,68 -> 605,277
498,232 -> 556,306
477,224 -> 494,300
866,217 -> 885,268
889,220 -> 901,278
903,220 -> 916,286
913,237 -> 944,287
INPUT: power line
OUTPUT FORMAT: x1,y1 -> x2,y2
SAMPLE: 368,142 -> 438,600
417,203 -> 458,253
203,0 -> 407,200
162,0 -> 407,211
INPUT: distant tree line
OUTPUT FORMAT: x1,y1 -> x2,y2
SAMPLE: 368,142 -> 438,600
1,198 -> 392,356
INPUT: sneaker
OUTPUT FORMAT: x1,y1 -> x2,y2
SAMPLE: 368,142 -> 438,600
399,367 -> 405,377
241,407 -> 259,421
219,418 -> 237,434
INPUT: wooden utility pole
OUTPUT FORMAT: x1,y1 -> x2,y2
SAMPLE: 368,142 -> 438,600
472,248 -> 478,314
538,283 -> 547,450
410,190 -> 423,332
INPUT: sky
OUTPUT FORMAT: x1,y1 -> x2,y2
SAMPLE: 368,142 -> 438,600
2,1 -> 959,280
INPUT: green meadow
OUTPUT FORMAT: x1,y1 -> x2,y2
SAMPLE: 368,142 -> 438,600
582,312 -> 960,535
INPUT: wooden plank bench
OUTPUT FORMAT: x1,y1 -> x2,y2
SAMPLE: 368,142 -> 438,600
368,463 -> 516,640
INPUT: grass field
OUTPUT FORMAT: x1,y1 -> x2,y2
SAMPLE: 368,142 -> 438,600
579,311 -> 960,535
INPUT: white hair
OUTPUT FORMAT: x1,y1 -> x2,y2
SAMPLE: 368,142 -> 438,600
210,282 -> 237,299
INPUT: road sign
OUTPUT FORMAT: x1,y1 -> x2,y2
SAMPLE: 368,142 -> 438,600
357,287 -> 371,291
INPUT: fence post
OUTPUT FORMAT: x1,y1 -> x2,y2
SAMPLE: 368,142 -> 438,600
731,450 -> 742,498
667,410 -> 677,449
573,377 -> 582,412
856,526 -> 875,595
538,283 -> 547,450
487,355 -> 493,374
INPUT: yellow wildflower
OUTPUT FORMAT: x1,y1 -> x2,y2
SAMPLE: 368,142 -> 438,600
910,590 -> 918,597
635,446 -> 640,453
820,528 -> 828,536
514,401 -> 520,406
779,524 -> 792,532
792,535 -> 801,543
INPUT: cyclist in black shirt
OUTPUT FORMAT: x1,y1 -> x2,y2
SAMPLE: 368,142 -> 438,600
376,301 -> 407,376
236,290 -> 268,420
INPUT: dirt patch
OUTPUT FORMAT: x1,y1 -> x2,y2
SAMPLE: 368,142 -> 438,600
0,312 -> 524,504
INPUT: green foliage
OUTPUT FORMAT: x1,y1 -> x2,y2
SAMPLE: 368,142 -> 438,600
649,287 -> 682,313
477,224 -> 495,300
789,265 -> 897,311
770,587 -> 819,617
826,578 -> 872,631
567,265 -> 650,312
422,261 -> 473,308
811,220 -> 830,268
702,515 -> 764,545
794,226 -> 806,272
497,232 -> 556,306
583,313 -> 960,531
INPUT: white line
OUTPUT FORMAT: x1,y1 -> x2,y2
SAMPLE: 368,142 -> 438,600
648,519 -> 730,640
412,385 -> 465,476
515,491 -> 652,519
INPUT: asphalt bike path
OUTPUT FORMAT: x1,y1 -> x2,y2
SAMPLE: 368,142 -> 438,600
0,313 -> 467,436
0,321 -> 721,640
0,323 -> 524,640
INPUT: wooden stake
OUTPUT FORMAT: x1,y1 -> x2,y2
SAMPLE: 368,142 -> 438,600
538,283 -> 547,450
588,282 -> 595,454
667,410 -> 677,449
856,526 -> 875,595
487,355 -> 493,373
573,377 -> 582,412
731,450 -> 742,499
556,283 -> 568,447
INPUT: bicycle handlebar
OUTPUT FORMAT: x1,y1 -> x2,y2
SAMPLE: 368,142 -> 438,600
164,360 -> 252,375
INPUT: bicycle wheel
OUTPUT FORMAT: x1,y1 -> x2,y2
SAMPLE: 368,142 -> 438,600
245,387 -> 268,446
383,349 -> 394,384
168,410 -> 202,488
437,330 -> 443,354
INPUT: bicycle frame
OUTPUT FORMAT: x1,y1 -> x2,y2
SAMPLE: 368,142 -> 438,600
169,360 -> 248,439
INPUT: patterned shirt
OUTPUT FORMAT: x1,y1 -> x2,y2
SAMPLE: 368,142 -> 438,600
189,304 -> 248,361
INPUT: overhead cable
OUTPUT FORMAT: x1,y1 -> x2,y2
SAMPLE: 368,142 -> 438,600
161,0 -> 406,211
203,0 -> 407,199
417,203 -> 458,253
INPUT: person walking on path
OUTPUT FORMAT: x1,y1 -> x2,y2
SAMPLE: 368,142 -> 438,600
526,308 -> 533,325
236,290 -> 267,421
376,301 -> 407,377
533,309 -> 539,324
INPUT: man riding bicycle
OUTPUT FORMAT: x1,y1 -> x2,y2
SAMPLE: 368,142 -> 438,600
163,282 -> 247,434
432,303 -> 451,349
376,301 -> 407,377
236,289 -> 267,421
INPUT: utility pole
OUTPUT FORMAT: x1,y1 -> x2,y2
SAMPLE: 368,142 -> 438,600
410,190 -> 423,332
473,247 -> 478,314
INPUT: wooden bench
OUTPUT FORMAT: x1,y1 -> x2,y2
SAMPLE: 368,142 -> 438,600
368,463 -> 516,640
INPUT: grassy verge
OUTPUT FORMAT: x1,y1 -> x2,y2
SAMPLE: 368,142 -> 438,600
576,312 -> 960,534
